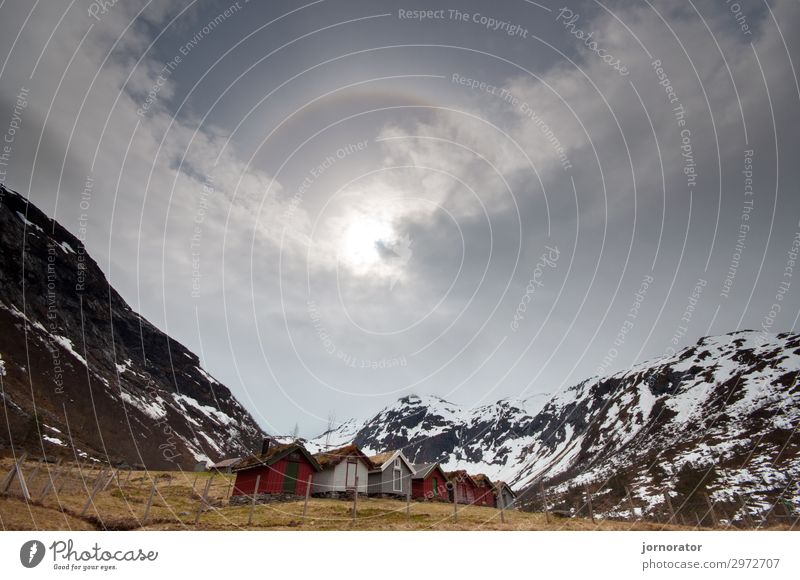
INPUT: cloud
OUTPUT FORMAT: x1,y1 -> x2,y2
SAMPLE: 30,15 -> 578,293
1,0 -> 798,436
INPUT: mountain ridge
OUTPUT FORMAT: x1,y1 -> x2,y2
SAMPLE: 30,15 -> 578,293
0,183 -> 264,468
308,329 -> 800,522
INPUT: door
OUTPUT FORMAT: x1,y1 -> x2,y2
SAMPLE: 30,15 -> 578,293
345,458 -> 357,490
283,461 -> 300,493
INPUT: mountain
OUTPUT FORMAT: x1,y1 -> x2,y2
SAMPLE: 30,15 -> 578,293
309,331 -> 800,522
0,184 -> 264,469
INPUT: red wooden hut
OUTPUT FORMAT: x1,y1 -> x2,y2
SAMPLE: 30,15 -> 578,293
472,473 -> 497,507
231,440 -> 321,499
411,463 -> 450,502
445,470 -> 481,505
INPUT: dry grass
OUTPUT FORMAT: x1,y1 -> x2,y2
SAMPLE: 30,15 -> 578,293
0,459 -> 772,531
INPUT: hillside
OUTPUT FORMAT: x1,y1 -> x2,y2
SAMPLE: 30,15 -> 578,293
309,331 -> 800,524
0,184 -> 263,469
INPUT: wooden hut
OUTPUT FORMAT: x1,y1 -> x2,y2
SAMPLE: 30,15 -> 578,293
471,473 -> 497,507
445,470 -> 481,505
494,481 -> 517,509
230,441 -> 321,503
367,450 -> 415,497
411,463 -> 450,502
312,444 -> 374,497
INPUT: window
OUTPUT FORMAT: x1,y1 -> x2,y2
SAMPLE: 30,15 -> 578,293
393,460 -> 402,492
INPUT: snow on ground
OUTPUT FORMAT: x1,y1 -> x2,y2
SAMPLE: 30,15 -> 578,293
0,353 -> 6,376
198,431 -> 223,454
172,393 -> 234,426
306,418 -> 363,453
58,240 -> 75,254
119,390 -> 167,420
15,211 -> 44,232
42,434 -> 66,446
115,358 -> 133,375
51,335 -> 88,366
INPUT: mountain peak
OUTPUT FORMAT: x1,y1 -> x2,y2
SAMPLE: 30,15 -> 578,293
0,184 -> 264,468
307,330 -> 800,522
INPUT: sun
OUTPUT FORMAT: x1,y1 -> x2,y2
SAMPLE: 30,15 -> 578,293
340,217 -> 394,269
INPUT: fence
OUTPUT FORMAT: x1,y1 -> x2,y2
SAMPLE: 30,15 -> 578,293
0,458 -> 519,529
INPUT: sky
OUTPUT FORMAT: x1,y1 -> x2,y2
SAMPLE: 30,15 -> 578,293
0,0 -> 798,437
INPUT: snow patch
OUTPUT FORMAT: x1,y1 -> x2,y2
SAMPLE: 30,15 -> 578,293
172,393 -> 234,426
43,435 -> 66,446
58,240 -> 76,254
15,211 -> 44,233
51,335 -> 88,366
120,390 -> 168,420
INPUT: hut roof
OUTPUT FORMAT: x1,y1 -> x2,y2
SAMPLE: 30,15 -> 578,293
444,470 -> 479,487
233,442 -> 322,472
472,473 -> 495,488
368,450 -> 416,473
411,462 -> 447,480
210,457 -> 242,469
313,443 -> 374,470
494,480 -> 517,496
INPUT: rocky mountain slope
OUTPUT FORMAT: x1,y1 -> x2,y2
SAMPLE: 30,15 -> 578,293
310,331 -> 800,523
0,184 -> 263,469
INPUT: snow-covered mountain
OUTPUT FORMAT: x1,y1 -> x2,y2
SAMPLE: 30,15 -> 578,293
0,184 -> 263,468
310,331 -> 800,522
308,394 -> 549,480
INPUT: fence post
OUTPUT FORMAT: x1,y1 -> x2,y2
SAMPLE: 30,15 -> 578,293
102,469 -> 117,491
586,489 -> 595,523
142,480 -> 157,525
453,485 -> 458,522
1,452 -> 28,494
406,486 -> 411,521
26,459 -> 44,492
17,461 -> 31,501
499,493 -> 506,524
247,474 -> 261,526
37,458 -> 64,501
56,466 -> 68,494
194,476 -> 213,526
303,478 -> 312,519
352,476 -> 358,521
80,469 -> 107,517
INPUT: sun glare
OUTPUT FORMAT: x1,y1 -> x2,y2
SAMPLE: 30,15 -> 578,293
340,217 -> 394,269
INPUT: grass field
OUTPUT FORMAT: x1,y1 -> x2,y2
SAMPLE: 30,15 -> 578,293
0,458 -> 778,531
